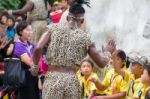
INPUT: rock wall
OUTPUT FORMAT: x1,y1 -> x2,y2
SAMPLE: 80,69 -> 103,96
86,0 -> 150,56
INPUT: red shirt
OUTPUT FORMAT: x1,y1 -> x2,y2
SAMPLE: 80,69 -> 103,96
50,10 -> 63,23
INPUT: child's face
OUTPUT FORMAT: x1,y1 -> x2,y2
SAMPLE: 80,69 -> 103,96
1,15 -> 7,24
112,51 -> 125,68
141,69 -> 150,86
80,61 -> 93,76
7,19 -> 13,27
131,63 -> 144,77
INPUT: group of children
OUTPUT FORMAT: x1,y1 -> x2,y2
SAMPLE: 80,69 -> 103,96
77,49 -> 150,99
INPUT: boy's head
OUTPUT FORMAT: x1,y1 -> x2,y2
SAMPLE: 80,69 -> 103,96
6,16 -> 15,27
112,49 -> 126,68
130,56 -> 147,78
141,63 -> 150,86
128,52 -> 148,78
80,59 -> 94,76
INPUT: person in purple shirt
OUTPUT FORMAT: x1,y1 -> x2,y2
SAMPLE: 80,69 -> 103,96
13,39 -> 34,58
13,21 -> 40,99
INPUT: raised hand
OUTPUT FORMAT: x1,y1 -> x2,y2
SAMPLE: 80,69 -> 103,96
102,39 -> 116,54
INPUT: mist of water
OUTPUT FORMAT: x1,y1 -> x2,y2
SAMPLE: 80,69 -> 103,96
85,0 -> 150,56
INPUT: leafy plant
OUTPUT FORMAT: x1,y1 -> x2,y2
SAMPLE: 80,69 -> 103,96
0,0 -> 26,10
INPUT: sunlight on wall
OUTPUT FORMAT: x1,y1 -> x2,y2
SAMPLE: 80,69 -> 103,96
85,0 -> 150,56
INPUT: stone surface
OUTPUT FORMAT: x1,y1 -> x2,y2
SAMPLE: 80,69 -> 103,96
86,0 -> 150,56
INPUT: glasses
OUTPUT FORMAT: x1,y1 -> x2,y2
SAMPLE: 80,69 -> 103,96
129,56 -> 148,66
68,15 -> 84,22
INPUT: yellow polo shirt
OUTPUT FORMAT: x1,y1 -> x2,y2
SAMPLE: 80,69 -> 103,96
77,71 -> 105,97
126,76 -> 141,99
133,84 -> 150,99
76,70 -> 84,86
102,68 -> 129,95
83,72 -> 105,97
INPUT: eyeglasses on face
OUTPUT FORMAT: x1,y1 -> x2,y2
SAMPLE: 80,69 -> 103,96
68,15 -> 84,22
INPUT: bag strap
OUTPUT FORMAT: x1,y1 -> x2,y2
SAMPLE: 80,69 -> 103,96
126,80 -> 135,97
4,57 -> 20,61
138,87 -> 143,99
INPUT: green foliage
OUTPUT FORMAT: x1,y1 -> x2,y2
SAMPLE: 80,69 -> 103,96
0,0 -> 26,10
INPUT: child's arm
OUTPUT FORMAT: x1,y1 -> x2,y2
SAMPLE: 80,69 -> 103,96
88,77 -> 107,91
6,43 -> 14,55
95,92 -> 126,99
88,90 -> 95,99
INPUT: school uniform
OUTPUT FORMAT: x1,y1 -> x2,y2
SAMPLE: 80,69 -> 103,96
126,74 -> 141,99
133,84 -> 150,99
102,67 -> 129,97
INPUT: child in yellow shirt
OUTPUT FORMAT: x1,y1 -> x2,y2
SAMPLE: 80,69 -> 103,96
89,49 -> 130,99
133,63 -> 150,99
77,59 -> 104,99
126,54 -> 147,99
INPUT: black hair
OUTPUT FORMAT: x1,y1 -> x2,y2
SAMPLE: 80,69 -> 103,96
126,57 -> 131,68
80,59 -> 94,76
7,15 -> 15,22
7,15 -> 15,27
69,0 -> 90,14
69,4 -> 85,14
16,21 -> 30,36
81,59 -> 94,68
7,16 -> 15,30
117,49 -> 126,61
116,49 -> 128,68
75,0 -> 90,7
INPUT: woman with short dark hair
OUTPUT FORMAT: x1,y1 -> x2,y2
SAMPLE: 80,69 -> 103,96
13,21 -> 40,99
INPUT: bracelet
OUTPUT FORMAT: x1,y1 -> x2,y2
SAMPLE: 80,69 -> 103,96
8,10 -> 13,15
31,62 -> 38,68
31,63 -> 39,76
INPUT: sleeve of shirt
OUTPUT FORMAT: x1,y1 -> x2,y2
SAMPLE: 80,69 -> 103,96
13,42 -> 27,58
88,82 -> 97,91
102,69 -> 112,87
